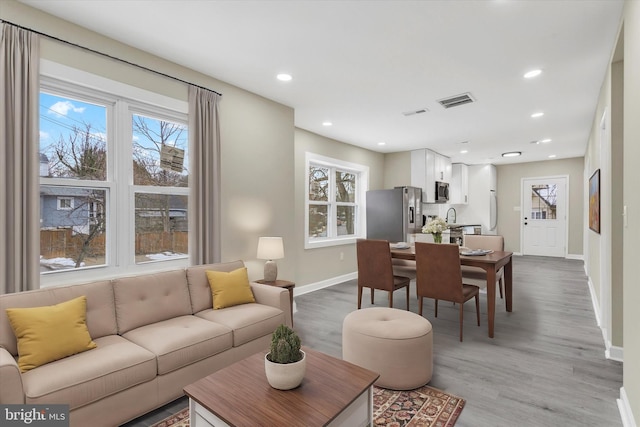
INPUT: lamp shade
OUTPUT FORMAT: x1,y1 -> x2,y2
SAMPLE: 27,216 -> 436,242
257,237 -> 284,260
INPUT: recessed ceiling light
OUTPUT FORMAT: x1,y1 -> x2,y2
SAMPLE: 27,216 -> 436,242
531,112 -> 544,118
548,154 -> 557,158
539,138 -> 552,143
524,69 -> 542,79
502,151 -> 522,158
322,121 -> 332,127
378,142 -> 386,146
460,150 -> 468,154
276,73 -> 292,81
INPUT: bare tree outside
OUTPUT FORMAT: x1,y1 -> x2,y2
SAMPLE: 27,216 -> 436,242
132,115 -> 188,187
307,166 -> 358,238
49,122 -> 106,180
132,114 -> 189,262
335,170 -> 356,235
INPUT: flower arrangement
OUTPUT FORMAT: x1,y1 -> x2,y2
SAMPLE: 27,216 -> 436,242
422,216 -> 448,243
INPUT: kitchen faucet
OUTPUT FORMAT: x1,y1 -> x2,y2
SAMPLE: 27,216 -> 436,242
446,207 -> 457,224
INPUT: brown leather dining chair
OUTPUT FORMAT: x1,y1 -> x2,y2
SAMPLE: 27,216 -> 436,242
462,235 -> 505,299
415,242 -> 480,341
356,239 -> 410,310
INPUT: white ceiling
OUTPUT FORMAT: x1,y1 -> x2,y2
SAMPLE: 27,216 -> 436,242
20,0 -> 624,165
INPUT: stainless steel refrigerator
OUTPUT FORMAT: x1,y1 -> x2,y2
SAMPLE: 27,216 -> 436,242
366,186 -> 422,243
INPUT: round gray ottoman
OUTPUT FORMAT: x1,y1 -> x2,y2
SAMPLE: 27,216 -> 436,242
342,307 -> 433,390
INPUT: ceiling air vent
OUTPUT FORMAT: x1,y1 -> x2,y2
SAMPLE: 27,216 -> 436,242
437,92 -> 475,109
402,108 -> 429,117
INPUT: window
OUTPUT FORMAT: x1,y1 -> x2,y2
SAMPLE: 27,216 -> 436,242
57,197 -> 74,210
39,62 -> 189,282
530,184 -> 557,220
305,153 -> 368,249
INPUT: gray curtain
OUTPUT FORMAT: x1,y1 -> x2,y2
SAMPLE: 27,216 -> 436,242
188,86 -> 221,265
0,24 -> 40,294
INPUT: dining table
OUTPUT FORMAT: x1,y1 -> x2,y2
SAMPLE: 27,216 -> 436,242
390,245 -> 513,338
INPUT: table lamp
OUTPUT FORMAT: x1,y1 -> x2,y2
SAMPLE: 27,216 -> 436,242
257,237 -> 284,282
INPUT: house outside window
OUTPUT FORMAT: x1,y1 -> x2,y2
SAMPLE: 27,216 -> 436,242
305,153 -> 368,249
39,61 -> 189,282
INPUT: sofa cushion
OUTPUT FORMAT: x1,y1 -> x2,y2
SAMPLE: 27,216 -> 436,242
113,270 -> 192,334
122,315 -> 233,375
206,268 -> 255,309
196,303 -> 284,347
6,296 -> 97,372
186,261 -> 245,314
0,280 -> 116,356
22,335 -> 156,409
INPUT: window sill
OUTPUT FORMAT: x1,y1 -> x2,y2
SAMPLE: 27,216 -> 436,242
305,236 -> 361,250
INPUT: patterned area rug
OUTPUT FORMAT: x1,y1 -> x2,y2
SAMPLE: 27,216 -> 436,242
151,385 -> 464,427
373,385 -> 465,427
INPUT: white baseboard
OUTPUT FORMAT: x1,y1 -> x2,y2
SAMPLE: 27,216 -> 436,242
566,253 -> 584,260
587,276 -> 602,327
293,271 -> 357,297
586,276 -> 623,362
606,344 -> 624,362
618,387 -> 638,427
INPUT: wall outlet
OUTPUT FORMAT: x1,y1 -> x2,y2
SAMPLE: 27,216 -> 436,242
340,252 -> 344,261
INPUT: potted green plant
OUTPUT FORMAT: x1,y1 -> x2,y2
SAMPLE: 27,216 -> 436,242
264,324 -> 306,390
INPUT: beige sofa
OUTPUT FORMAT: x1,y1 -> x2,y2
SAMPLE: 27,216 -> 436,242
0,260 -> 292,427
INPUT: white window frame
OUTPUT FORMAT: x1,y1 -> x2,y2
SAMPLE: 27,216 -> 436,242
57,197 -> 74,210
39,60 -> 189,287
305,152 -> 368,249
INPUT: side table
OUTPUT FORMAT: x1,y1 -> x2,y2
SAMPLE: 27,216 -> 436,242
255,279 -> 295,326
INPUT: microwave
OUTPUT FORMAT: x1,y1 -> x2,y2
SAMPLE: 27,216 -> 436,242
435,181 -> 449,203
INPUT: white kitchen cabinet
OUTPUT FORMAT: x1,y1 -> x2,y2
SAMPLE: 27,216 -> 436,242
434,153 -> 451,183
410,149 -> 427,202
450,163 -> 469,204
410,149 -> 450,203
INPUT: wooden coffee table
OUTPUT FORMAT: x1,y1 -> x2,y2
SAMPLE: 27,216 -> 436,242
184,347 -> 379,426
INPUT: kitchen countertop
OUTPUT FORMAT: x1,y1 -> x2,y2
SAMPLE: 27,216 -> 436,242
446,223 -> 481,229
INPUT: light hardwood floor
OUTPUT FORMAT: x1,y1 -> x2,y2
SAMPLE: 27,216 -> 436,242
124,255 -> 622,427
295,255 -> 623,427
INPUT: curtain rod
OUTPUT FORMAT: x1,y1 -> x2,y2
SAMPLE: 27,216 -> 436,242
1,19 -> 223,97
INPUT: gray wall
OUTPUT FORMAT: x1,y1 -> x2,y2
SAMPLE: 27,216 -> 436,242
496,157 -> 584,255
584,1 -> 638,420
622,1 -> 640,418
383,151 -> 412,189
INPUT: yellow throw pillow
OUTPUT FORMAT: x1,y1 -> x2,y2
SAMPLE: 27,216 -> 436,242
206,267 -> 256,310
6,296 -> 97,373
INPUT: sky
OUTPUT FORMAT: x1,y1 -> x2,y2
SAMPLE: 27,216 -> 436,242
39,92 -> 189,177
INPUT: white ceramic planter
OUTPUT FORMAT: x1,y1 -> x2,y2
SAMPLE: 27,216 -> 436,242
264,350 -> 306,390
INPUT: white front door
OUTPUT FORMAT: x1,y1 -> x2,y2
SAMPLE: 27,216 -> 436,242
521,177 -> 567,257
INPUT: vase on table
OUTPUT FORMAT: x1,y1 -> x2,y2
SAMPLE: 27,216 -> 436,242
432,233 -> 442,244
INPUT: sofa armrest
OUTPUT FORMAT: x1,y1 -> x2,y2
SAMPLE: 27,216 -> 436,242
250,283 -> 292,327
0,347 -> 24,404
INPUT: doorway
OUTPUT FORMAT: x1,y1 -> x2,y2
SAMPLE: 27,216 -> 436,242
521,176 -> 568,257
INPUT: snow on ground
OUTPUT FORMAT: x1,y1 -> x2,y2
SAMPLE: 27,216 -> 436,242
145,252 -> 186,261
40,257 -> 84,268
